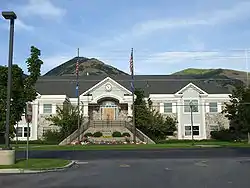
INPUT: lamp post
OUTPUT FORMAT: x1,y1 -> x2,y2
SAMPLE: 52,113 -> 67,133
2,11 -> 17,150
189,101 -> 194,145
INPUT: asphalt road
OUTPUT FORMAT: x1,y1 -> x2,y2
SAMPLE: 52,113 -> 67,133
15,147 -> 250,160
1,158 -> 250,188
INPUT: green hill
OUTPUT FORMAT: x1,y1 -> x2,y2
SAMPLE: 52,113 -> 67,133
44,57 -> 128,76
173,68 -> 248,90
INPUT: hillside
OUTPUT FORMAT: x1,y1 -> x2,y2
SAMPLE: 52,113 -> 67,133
173,68 -> 247,89
44,57 -> 128,76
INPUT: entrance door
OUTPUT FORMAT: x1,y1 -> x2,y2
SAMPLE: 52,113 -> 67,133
102,108 -> 115,120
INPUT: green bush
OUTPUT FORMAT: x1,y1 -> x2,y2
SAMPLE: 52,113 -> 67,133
122,132 -> 131,137
210,129 -> 247,141
84,132 -> 93,137
10,139 -> 58,145
93,131 -> 103,137
112,131 -> 122,137
43,130 -> 64,144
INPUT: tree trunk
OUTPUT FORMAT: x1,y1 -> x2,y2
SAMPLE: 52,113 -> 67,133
248,132 -> 250,144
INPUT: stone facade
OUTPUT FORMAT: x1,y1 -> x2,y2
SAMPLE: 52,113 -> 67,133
205,113 -> 229,138
37,114 -> 59,139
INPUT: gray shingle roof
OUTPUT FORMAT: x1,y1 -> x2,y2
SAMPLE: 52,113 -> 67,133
35,75 -> 230,97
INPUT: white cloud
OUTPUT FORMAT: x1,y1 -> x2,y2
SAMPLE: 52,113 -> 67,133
41,54 -> 73,74
18,0 -> 66,20
0,18 -> 33,31
100,1 -> 250,48
133,1 -> 250,36
15,19 -> 34,31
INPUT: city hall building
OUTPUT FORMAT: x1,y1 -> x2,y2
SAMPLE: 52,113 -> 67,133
15,75 -> 230,142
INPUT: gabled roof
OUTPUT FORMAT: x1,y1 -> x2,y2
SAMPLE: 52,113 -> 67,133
35,75 -> 230,97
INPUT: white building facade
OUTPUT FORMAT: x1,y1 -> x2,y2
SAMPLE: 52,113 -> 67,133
15,75 -> 231,141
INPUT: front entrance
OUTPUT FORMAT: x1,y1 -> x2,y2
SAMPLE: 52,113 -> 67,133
102,108 -> 115,120
100,100 -> 118,120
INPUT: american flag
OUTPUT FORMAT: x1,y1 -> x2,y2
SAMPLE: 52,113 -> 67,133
130,48 -> 134,76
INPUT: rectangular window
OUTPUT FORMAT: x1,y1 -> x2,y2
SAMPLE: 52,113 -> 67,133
184,100 -> 198,112
16,127 -> 23,137
164,103 -> 172,113
23,127 -> 31,137
185,125 -> 200,136
209,102 -> 218,112
43,104 -> 52,114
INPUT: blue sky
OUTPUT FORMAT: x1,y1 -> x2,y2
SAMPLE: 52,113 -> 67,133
1,0 -> 250,75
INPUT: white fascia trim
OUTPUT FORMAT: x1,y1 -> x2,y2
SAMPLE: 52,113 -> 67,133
149,94 -> 176,99
39,95 -> 68,100
207,94 -> 230,99
81,77 -> 132,96
175,83 -> 208,95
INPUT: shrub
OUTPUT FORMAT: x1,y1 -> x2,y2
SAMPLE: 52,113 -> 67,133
112,131 -> 122,137
210,129 -> 239,141
93,131 -> 103,137
122,132 -> 131,137
84,132 -> 93,137
43,130 -> 64,144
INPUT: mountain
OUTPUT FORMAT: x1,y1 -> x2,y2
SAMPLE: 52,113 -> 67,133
44,57 -> 128,76
173,68 -> 248,90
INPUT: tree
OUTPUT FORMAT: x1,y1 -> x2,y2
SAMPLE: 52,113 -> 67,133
0,46 -> 43,137
45,102 -> 84,140
134,89 -> 177,141
223,85 -> 250,142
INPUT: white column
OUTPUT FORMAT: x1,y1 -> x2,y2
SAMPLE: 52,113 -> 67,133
128,102 -> 132,117
201,98 -> 207,139
83,103 -> 89,117
32,100 -> 39,140
177,98 -> 182,139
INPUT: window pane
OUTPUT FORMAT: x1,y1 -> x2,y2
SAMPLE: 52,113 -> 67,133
43,104 -> 52,114
24,127 -> 31,137
16,127 -> 22,137
164,103 -> 172,113
209,102 -> 218,112
184,100 -> 198,112
185,126 -> 191,136
191,100 -> 198,112
184,100 -> 191,112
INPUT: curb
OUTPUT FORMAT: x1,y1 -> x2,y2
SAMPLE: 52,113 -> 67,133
0,160 -> 76,174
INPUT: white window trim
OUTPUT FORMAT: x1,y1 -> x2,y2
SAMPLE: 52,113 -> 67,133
184,124 -> 200,137
183,99 -> 200,114
14,124 -> 32,138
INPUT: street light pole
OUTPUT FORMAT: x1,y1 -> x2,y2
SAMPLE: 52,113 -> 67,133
2,11 -> 17,150
189,102 -> 194,145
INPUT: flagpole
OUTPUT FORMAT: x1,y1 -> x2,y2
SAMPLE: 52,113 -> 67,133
130,48 -> 136,144
76,48 -> 80,143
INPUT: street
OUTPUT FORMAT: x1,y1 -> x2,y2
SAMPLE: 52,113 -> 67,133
15,147 -> 250,160
1,158 -> 250,188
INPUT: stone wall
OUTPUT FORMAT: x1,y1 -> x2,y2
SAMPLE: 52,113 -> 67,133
205,113 -> 230,138
91,108 -> 128,121
37,114 -> 59,139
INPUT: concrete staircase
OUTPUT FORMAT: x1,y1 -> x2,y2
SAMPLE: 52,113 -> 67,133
59,120 -> 156,145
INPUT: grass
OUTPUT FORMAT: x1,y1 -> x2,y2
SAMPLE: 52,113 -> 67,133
3,141 -> 249,151
0,158 -> 70,170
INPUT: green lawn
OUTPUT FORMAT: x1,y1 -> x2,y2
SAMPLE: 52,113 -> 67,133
5,141 -> 250,151
0,158 -> 70,170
